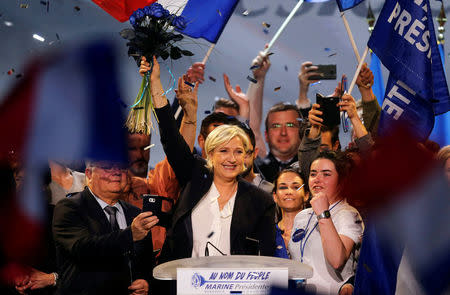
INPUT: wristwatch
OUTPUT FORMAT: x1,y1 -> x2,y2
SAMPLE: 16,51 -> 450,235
317,210 -> 331,220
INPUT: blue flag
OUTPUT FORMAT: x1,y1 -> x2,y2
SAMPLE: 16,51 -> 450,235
368,0 -> 450,141
336,0 -> 365,12
177,0 -> 239,43
369,51 -> 385,106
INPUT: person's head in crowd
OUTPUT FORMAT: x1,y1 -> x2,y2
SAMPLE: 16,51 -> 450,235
437,145 -> 450,183
204,124 -> 250,181
213,97 -> 239,117
85,160 -> 128,201
127,132 -> 151,177
198,112 -> 240,158
309,150 -> 350,203
423,139 -> 440,155
273,168 -> 309,219
321,125 -> 340,152
238,122 -> 258,178
265,102 -> 302,161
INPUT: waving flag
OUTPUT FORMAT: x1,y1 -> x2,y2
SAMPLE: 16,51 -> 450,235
166,0 -> 239,43
369,51 -> 385,107
336,0 -> 365,12
368,0 -> 450,141
0,39 -> 128,278
92,0 -> 157,22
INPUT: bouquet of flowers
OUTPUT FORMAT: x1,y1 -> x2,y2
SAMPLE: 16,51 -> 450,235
121,2 -> 193,134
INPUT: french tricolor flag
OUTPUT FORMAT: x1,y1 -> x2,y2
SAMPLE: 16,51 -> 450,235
0,39 -> 127,281
93,0 -> 239,43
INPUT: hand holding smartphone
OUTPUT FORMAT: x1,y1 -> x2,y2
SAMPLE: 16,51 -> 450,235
308,64 -> 337,80
141,195 -> 174,228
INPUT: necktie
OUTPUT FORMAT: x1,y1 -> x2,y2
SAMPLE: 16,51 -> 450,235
104,206 -> 120,231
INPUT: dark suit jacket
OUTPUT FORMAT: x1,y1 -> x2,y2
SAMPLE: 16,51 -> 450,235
155,104 -> 276,262
52,188 -> 153,295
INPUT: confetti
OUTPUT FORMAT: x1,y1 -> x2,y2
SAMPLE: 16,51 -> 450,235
4,21 -> 13,27
40,1 -> 47,5
217,9 -> 222,17
184,81 -> 194,87
20,4 -> 29,9
33,34 -> 45,42
246,75 -> 257,83
143,144 -> 155,150
267,52 -> 274,56
284,65 -> 288,71
242,10 -> 249,16
133,106 -> 144,110
263,28 -> 269,34
204,110 -> 211,114
310,81 -> 321,86
262,22 -> 271,28
324,48 -> 331,51
7,69 -> 15,75
74,6 -> 80,12
250,64 -> 260,70
328,53 -> 337,57
274,86 -> 281,92
56,33 -> 60,40
207,232 -> 214,238
208,76 -> 216,82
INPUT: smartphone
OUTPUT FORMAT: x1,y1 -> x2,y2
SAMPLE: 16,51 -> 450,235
141,194 -> 174,228
316,93 -> 340,127
308,64 -> 337,80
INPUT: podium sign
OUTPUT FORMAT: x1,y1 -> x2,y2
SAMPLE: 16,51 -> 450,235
177,267 -> 288,294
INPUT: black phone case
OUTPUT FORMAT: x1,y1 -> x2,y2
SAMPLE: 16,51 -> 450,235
316,94 -> 340,127
142,195 -> 173,228
308,64 -> 337,80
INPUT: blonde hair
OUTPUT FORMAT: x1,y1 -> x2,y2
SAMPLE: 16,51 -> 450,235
204,124 -> 250,171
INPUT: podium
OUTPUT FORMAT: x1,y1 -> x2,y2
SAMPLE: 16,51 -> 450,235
154,255 -> 313,281
154,256 -> 312,294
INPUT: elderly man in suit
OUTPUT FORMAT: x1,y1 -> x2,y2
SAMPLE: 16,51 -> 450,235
53,160 -> 158,295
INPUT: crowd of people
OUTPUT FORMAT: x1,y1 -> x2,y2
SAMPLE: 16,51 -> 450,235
3,49 -> 450,295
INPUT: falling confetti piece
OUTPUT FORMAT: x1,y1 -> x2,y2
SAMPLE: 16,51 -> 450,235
208,76 -> 216,82
4,21 -> 13,26
247,75 -> 257,83
33,34 -> 45,42
217,10 -> 222,17
263,28 -> 269,34
267,52 -> 274,56
284,65 -> 288,71
274,86 -> 281,92
7,69 -> 15,75
184,81 -> 194,87
262,22 -> 271,28
20,4 -> 29,8
204,110 -> 211,114
74,6 -> 80,11
328,53 -> 337,57
250,64 -> 260,70
143,144 -> 155,151
56,33 -> 60,40
310,81 -> 321,86
40,1 -> 47,5
324,48 -> 331,51
207,232 -> 214,238
242,10 -> 249,16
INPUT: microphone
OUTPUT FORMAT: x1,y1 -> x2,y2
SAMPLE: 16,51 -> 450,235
204,241 -> 226,256
246,236 -> 261,256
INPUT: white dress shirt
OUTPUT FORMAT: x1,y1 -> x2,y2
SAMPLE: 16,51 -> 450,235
191,182 -> 237,257
89,187 -> 127,229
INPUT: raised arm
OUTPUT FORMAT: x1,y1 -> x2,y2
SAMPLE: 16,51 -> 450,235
150,57 -> 197,187
296,61 -> 319,118
248,50 -> 271,157
223,73 -> 249,120
176,75 -> 198,152
356,64 -> 381,137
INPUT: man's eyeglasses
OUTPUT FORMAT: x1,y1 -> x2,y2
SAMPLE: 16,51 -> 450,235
269,122 -> 300,129
93,163 -> 128,172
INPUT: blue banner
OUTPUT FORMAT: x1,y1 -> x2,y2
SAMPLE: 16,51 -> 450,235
369,51 -> 385,106
177,0 -> 239,43
336,0 -> 364,12
368,0 -> 450,140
